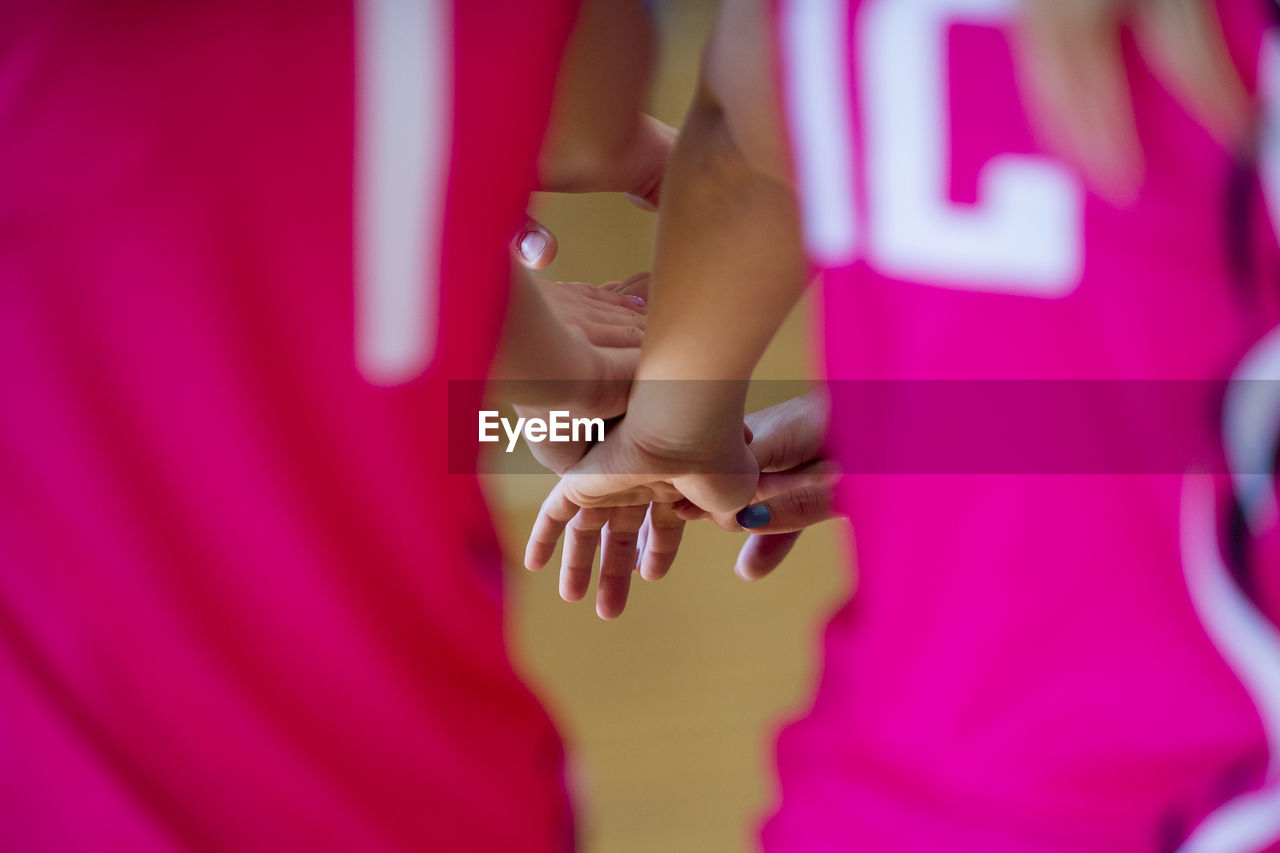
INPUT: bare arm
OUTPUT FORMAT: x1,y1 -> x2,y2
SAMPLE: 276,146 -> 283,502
622,0 -> 807,456
537,0 -> 673,204
523,0 -> 814,617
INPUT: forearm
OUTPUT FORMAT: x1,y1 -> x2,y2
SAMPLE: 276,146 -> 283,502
539,0 -> 663,196
627,86 -> 807,442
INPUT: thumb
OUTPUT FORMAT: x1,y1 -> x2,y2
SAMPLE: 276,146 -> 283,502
513,216 -> 558,270
674,468 -> 759,516
733,483 -> 838,534
734,530 -> 804,582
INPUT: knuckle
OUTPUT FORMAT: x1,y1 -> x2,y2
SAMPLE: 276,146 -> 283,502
567,515 -> 598,535
604,531 -> 639,547
795,489 -> 815,517
783,488 -> 815,521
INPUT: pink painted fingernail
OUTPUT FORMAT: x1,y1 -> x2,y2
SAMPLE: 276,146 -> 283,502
627,294 -> 646,308
519,231 -> 547,263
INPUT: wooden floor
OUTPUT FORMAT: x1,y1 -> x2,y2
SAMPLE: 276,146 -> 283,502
490,4 -> 852,850
499,505 -> 849,853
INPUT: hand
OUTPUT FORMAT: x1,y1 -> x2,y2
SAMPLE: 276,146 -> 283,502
489,265 -> 643,434
535,272 -> 648,350
699,391 -> 841,582
525,498 -> 689,620
513,273 -> 650,474
523,413 -> 758,619
523,392 -> 840,619
511,114 -> 675,270
538,113 -> 675,208
542,413 -> 758,512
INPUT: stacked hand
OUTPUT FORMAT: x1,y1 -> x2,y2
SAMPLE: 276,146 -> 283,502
524,390 -> 841,618
698,392 -> 840,581
523,411 -> 758,618
504,109 -> 839,618
503,113 -> 671,473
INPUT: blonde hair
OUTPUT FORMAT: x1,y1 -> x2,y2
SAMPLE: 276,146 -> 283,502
1016,0 -> 1254,202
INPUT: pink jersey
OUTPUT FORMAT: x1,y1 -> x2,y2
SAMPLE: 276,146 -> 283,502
770,0 -> 1280,850
0,1 -> 577,850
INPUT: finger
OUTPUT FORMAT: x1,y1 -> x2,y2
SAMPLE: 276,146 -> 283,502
734,531 -> 803,582
525,485 -> 581,570
578,300 -> 647,328
639,502 -> 685,582
675,470 -> 758,516
634,518 -> 649,572
513,217 -> 558,269
753,464 -> 840,502
704,467 -> 838,532
745,391 -> 830,473
598,504 -> 646,582
624,192 -> 658,212
603,272 -> 650,303
561,506 -> 612,602
576,279 -> 648,312
597,505 -> 648,619
673,499 -> 707,521
733,484 -> 838,535
575,319 -> 643,349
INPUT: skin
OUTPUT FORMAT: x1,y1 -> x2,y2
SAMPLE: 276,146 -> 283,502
524,391 -> 843,614
701,392 -> 841,582
524,0 -> 1253,618
491,0 -> 668,446
490,266 -> 642,419
524,0 -> 812,618
484,0 -> 696,617
511,274 -> 650,476
514,0 -> 678,269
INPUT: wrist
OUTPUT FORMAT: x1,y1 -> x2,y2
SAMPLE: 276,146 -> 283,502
624,377 -> 749,457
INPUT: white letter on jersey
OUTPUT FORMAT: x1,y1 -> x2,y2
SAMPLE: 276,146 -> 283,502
860,0 -> 1083,296
354,0 -> 452,385
782,0 -> 861,266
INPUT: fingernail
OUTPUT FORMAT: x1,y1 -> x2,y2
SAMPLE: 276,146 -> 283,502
624,192 -> 657,212
627,294 -> 646,309
736,505 -> 771,529
519,231 -> 547,263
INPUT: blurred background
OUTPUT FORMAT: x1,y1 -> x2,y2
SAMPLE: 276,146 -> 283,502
487,2 -> 851,850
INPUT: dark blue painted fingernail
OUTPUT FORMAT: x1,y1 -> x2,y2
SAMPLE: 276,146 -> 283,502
736,505 -> 771,529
